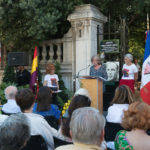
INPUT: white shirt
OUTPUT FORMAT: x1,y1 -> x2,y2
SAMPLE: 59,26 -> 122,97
44,74 -> 59,87
2,99 -> 21,114
122,64 -> 138,80
106,104 -> 129,123
24,113 -> 64,150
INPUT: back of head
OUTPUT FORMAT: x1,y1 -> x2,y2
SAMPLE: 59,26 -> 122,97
5,86 -> 18,100
70,107 -> 105,146
0,113 -> 30,150
111,85 -> 135,104
122,101 -> 150,130
68,95 -> 91,117
61,95 -> 91,138
37,86 -> 52,112
16,88 -> 35,112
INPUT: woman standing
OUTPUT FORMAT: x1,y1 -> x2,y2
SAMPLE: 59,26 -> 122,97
120,54 -> 138,92
90,55 -> 108,92
43,64 -> 59,90
90,55 -> 108,80
43,64 -> 59,105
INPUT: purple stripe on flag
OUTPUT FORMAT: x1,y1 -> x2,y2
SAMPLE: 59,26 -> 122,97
30,69 -> 38,90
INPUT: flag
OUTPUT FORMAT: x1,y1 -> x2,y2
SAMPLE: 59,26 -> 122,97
30,47 -> 38,92
140,31 -> 150,104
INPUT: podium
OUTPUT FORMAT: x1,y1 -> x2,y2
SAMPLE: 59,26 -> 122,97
80,76 -> 104,113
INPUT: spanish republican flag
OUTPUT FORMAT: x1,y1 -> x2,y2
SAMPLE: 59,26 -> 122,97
30,47 -> 38,91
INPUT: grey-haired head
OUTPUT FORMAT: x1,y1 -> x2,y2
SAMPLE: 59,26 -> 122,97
70,107 -> 105,146
0,113 -> 30,150
124,53 -> 133,62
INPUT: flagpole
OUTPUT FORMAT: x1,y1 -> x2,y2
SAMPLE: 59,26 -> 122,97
147,14 -> 149,31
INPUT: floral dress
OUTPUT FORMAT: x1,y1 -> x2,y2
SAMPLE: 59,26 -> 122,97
115,130 -> 134,150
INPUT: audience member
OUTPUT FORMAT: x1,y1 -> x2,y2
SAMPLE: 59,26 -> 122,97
33,86 -> 60,120
0,114 -> 8,125
115,102 -> 150,150
56,107 -> 105,150
16,88 -> 63,150
0,113 -> 30,150
62,88 -> 91,118
106,85 -> 135,123
61,94 -> 91,139
2,86 -> 21,114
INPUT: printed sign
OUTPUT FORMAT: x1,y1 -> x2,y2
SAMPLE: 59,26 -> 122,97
100,39 -> 119,53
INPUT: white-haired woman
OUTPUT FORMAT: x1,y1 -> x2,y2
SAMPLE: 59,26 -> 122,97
90,55 -> 108,92
90,55 -> 108,80
119,54 -> 138,92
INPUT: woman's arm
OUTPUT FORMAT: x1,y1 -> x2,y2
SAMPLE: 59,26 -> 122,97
43,80 -> 47,86
56,81 -> 59,90
134,72 -> 138,81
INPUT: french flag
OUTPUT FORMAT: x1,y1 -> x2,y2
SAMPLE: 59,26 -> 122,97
140,31 -> 150,104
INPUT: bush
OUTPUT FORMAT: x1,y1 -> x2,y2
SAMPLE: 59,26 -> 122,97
55,62 -> 73,109
2,65 -> 16,83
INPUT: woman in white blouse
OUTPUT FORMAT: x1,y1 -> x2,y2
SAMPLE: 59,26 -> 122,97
43,64 -> 59,90
106,85 -> 136,123
119,53 -> 138,92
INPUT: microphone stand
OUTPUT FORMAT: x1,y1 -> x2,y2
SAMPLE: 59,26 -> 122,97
77,64 -> 91,78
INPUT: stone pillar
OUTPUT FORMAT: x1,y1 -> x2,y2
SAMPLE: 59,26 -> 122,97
57,43 -> 61,63
68,4 -> 107,84
40,44 -> 47,65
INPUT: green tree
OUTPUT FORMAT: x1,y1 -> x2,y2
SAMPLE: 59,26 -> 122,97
0,0 -> 81,51
80,0 -> 150,60
2,65 -> 16,83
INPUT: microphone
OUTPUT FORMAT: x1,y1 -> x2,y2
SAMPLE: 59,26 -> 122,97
77,64 -> 91,78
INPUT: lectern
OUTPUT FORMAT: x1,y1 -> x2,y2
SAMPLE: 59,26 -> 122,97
80,76 -> 104,113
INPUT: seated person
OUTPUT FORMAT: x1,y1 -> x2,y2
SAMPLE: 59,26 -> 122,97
33,86 -> 60,120
0,114 -> 8,125
2,86 -> 21,114
16,88 -> 64,150
0,113 -> 30,150
61,92 -> 91,141
106,85 -> 135,123
115,102 -> 150,150
56,107 -> 106,150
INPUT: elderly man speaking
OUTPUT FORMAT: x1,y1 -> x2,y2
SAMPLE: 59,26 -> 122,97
2,86 -> 21,115
56,107 -> 105,150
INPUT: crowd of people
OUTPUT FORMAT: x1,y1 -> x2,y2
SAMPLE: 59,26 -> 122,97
0,53 -> 149,150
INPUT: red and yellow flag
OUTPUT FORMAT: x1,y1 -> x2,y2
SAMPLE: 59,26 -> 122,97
30,47 -> 38,91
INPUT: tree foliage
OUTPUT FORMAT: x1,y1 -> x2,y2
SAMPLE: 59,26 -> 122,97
2,65 -> 16,83
0,0 -> 81,51
80,0 -> 150,60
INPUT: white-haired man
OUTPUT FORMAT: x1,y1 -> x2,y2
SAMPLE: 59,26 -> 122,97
2,86 -> 21,114
56,107 -> 106,150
